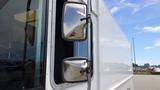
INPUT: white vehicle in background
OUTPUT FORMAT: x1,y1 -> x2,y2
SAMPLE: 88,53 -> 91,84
148,67 -> 160,74
0,0 -> 133,90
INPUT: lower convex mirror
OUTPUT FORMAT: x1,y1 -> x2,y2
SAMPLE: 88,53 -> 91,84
62,57 -> 88,83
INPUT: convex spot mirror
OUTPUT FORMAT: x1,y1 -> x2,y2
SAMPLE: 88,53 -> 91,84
62,57 -> 88,83
62,2 -> 87,41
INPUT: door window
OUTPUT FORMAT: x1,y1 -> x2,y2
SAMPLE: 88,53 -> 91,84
0,0 -> 47,90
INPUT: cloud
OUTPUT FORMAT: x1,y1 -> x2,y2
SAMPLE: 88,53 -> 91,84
109,0 -> 139,14
131,0 -> 160,14
110,2 -> 138,14
154,39 -> 160,47
123,2 -> 138,8
131,8 -> 141,15
144,39 -> 160,50
108,0 -> 160,14
143,0 -> 160,7
143,26 -> 160,33
144,46 -> 155,50
110,6 -> 120,13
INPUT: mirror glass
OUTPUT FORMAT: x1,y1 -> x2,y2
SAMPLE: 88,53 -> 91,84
62,57 -> 88,82
63,3 -> 87,41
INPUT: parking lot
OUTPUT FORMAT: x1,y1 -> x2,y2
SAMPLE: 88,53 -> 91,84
134,75 -> 160,90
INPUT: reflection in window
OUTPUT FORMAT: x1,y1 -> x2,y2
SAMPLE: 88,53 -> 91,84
0,0 -> 46,90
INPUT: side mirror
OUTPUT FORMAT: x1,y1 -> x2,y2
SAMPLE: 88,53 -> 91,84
62,2 -> 87,41
62,57 -> 88,83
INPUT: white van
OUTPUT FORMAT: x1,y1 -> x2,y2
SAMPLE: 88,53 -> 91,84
0,0 -> 133,90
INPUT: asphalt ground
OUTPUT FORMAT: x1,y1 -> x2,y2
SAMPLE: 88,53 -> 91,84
133,75 -> 160,90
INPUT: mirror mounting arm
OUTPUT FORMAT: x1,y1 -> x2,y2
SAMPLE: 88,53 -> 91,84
80,14 -> 91,23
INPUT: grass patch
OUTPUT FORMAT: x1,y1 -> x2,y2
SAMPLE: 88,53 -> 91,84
134,69 -> 151,75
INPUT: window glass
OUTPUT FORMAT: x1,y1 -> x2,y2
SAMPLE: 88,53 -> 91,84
74,41 -> 88,57
0,0 -> 46,90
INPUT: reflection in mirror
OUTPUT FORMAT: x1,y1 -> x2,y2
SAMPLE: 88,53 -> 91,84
0,0 -> 8,10
63,3 -> 87,41
62,57 -> 88,82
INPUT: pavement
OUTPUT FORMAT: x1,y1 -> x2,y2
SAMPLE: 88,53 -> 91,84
133,75 -> 160,90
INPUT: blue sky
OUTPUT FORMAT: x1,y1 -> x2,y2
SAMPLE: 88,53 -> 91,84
104,0 -> 160,65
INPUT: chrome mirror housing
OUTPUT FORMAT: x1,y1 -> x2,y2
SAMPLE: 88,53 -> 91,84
62,2 -> 87,41
62,57 -> 88,83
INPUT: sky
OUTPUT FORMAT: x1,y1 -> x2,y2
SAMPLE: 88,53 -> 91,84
104,0 -> 160,65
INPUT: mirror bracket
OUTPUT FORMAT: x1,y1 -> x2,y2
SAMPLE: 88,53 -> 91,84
80,14 -> 91,21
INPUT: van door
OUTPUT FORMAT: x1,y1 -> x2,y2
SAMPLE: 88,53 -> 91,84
0,0 -> 47,90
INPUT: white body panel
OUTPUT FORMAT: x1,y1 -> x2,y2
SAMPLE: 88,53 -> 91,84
45,0 -> 134,90
98,0 -> 133,90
